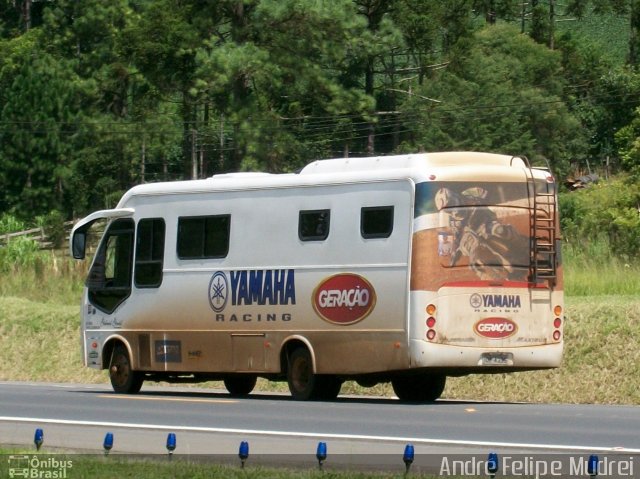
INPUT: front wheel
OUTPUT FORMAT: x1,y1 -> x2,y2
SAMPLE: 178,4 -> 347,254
109,344 -> 144,394
392,374 -> 446,402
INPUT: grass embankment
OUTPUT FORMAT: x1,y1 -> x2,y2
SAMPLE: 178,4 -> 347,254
0,252 -> 639,404
0,449 -> 442,479
1,294 -> 638,404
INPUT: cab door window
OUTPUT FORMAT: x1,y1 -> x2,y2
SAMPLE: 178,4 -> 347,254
135,218 -> 165,288
87,218 -> 134,314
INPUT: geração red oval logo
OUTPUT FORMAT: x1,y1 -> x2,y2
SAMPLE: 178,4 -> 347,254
312,274 -> 376,325
474,317 -> 518,339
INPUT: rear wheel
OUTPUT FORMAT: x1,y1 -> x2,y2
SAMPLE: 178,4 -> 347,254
286,347 -> 342,400
392,374 -> 446,402
224,375 -> 257,396
287,347 -> 318,400
109,344 -> 143,394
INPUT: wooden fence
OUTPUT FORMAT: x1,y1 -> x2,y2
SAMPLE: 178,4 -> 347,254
0,221 -> 76,250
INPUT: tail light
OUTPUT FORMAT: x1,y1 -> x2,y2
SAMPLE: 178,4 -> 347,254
426,304 -> 437,341
553,305 -> 562,342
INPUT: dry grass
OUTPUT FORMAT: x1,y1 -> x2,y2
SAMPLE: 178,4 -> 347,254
441,295 -> 640,404
1,294 -> 639,405
0,296 -> 103,384
0,250 -> 87,305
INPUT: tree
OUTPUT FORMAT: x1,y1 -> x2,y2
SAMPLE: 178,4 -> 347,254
37,0 -> 173,213
121,0 -> 220,178
396,24 -> 587,176
472,0 -> 520,24
0,34 -> 83,217
194,0 -> 377,169
567,0 -> 640,66
0,0 -> 47,36
557,30 -> 640,172
391,1 -> 444,85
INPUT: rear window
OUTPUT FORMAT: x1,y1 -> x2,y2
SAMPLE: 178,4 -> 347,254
299,209 -> 330,241
361,206 -> 394,239
415,181 -> 529,217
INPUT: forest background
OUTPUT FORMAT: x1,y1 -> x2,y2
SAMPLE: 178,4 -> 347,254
0,0 -> 640,253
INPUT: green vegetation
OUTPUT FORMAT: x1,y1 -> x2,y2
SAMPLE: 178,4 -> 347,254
560,176 -> 640,260
2,1 -> 640,226
564,242 -> 640,296
0,249 -> 86,304
0,450 -> 448,479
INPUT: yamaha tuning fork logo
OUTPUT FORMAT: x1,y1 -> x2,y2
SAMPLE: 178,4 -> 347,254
470,292 -> 522,310
470,293 -> 483,309
208,271 -> 229,312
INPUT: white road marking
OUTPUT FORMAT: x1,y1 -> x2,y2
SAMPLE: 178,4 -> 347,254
0,416 -> 638,453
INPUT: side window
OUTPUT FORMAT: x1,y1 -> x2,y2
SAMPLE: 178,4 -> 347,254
86,218 -> 134,314
177,215 -> 230,259
135,218 -> 165,288
299,209 -> 330,241
361,206 -> 394,239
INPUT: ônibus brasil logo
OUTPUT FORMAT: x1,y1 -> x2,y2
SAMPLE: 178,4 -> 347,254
312,273 -> 376,325
474,317 -> 518,339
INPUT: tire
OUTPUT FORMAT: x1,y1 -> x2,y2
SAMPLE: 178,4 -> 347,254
224,375 -> 257,396
109,344 -> 144,394
287,347 -> 318,401
392,374 -> 446,402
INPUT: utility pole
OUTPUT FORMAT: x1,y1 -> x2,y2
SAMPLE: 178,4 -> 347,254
191,129 -> 197,180
141,134 -> 146,183
22,0 -> 32,31
549,0 -> 555,49
219,114 -> 225,170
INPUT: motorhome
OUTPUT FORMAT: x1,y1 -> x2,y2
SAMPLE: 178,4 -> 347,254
71,152 -> 563,401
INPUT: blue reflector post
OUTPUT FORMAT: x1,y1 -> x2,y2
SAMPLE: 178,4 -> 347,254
239,440 -> 249,468
316,442 -> 327,470
34,428 -> 43,451
316,441 -> 327,461
103,432 -> 114,454
403,444 -> 415,473
166,433 -> 176,455
487,452 -> 499,478
588,454 -> 599,477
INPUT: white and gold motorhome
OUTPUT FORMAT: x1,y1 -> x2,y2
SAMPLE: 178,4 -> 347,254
71,152 -> 563,401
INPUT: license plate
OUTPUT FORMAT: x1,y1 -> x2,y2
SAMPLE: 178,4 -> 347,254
480,352 -> 514,366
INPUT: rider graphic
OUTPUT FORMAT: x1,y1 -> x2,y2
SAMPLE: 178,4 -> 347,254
435,186 -> 529,281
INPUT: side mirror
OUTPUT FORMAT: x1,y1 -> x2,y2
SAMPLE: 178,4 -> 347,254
71,231 -> 86,259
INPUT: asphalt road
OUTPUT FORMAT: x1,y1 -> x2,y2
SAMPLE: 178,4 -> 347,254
1,381 -> 639,473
